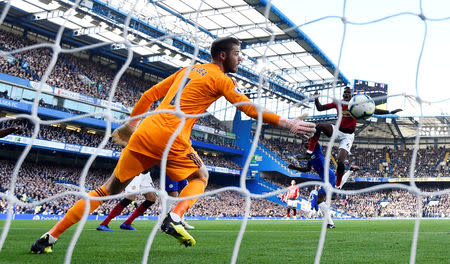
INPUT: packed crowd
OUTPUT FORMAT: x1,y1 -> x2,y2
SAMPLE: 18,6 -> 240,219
260,136 -> 449,178
201,155 -> 241,170
191,133 -> 237,149
267,177 -> 450,218
1,158 -> 448,218
0,160 -> 281,217
195,114 -> 231,133
0,117 -> 239,155
259,137 -> 305,163
332,188 -> 450,218
0,28 -> 151,107
348,146 -> 449,178
0,120 -> 241,170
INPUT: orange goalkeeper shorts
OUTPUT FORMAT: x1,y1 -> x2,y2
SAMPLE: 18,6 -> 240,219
113,147 -> 204,183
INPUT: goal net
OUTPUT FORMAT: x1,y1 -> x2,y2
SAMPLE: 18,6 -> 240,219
0,0 -> 449,263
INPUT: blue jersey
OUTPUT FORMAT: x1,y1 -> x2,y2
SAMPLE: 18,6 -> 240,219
310,189 -> 319,211
308,144 -> 336,193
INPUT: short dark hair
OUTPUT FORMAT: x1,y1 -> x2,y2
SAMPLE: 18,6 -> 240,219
210,36 -> 240,59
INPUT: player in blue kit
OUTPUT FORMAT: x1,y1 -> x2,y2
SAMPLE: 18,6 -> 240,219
288,143 -> 341,228
165,176 -> 195,230
308,186 -> 319,218
97,173 -> 194,231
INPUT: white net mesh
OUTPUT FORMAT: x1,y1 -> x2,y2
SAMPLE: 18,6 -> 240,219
0,0 -> 449,263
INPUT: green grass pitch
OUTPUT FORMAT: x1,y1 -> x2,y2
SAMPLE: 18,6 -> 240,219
0,219 -> 449,263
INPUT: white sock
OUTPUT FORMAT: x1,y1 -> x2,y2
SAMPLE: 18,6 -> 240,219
169,212 -> 182,222
319,202 -> 334,226
44,233 -> 57,244
339,170 -> 353,188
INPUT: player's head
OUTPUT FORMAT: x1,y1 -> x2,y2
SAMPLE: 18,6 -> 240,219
342,86 -> 352,101
291,179 -> 296,186
210,36 -> 241,73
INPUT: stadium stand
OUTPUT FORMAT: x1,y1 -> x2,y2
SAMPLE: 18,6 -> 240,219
0,5 -> 448,223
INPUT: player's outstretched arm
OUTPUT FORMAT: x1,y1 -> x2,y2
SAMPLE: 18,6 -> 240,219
278,114 -> 316,138
313,91 -> 333,112
374,108 -> 403,115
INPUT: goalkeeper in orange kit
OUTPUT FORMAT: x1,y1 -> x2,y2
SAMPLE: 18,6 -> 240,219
31,36 -> 316,253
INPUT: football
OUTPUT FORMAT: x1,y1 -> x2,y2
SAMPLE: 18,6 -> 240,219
348,94 -> 376,120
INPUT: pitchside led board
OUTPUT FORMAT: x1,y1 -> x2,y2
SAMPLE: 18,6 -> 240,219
353,79 -> 388,110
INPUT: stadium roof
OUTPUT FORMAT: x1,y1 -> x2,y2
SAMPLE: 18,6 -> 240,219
3,0 -> 350,103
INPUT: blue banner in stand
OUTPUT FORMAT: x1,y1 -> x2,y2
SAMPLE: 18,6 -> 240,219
1,213 -> 353,221
353,177 -> 389,182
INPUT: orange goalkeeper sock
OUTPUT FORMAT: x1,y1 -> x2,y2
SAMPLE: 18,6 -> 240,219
49,186 -> 109,238
172,178 -> 207,218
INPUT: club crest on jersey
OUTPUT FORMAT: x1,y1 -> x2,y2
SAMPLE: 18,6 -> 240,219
234,85 -> 244,94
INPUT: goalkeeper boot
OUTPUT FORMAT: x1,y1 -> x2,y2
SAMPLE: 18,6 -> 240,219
120,223 -> 136,231
161,214 -> 196,247
31,233 -> 57,254
327,224 -> 336,229
180,218 -> 195,230
97,224 -> 114,231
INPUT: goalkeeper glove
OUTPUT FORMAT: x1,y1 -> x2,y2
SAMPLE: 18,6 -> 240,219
111,123 -> 137,146
278,114 -> 316,138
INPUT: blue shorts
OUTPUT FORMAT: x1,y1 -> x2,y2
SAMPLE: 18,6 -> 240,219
318,169 -> 336,196
165,175 -> 188,192
311,198 -> 319,211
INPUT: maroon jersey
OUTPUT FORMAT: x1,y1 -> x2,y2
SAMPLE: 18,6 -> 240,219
325,102 -> 357,133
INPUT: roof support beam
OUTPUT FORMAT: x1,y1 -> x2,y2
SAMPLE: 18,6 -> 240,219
392,118 -> 406,145
386,123 -> 397,139
208,22 -> 282,38
72,25 -> 103,36
181,4 -> 250,17
355,122 -> 371,136
253,52 -> 314,63
29,9 -> 65,21
408,117 -> 419,126
297,79 -> 347,91
242,38 -> 297,49
148,0 -> 215,39
275,65 -> 327,75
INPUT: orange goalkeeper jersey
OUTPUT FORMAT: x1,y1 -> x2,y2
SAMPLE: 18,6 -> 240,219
127,63 -> 280,159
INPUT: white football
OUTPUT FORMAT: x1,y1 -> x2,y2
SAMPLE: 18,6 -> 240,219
348,94 -> 375,120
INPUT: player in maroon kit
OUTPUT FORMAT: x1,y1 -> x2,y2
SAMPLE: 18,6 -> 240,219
282,179 -> 300,217
298,86 -> 402,187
